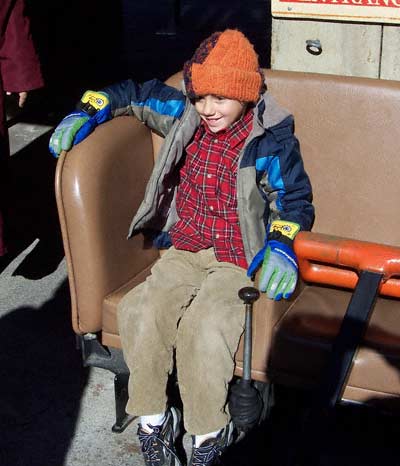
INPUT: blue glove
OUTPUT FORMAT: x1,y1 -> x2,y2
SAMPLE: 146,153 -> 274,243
49,90 -> 111,158
247,220 -> 300,300
258,240 -> 298,300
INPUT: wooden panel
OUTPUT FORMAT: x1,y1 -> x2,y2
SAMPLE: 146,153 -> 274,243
271,19 -> 382,78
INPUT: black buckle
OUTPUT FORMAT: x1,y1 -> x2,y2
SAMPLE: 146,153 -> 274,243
76,100 -> 98,117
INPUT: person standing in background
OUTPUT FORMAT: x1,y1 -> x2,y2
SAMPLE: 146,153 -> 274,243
0,0 -> 44,257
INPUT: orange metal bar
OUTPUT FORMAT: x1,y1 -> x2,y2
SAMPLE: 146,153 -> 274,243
294,232 -> 400,298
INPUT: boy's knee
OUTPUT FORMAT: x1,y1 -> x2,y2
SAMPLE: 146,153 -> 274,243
180,307 -> 227,352
117,292 -> 137,324
117,285 -> 152,334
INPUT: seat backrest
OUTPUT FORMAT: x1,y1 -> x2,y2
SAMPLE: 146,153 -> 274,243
56,69 -> 400,340
55,117 -> 159,334
259,72 -> 400,400
264,70 -> 400,247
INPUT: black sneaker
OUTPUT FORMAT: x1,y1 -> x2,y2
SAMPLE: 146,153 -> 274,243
189,422 -> 234,466
137,407 -> 182,466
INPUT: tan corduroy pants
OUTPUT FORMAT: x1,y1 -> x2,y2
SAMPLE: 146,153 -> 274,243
117,247 -> 252,435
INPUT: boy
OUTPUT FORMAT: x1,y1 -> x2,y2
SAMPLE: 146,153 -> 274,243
50,29 -> 314,466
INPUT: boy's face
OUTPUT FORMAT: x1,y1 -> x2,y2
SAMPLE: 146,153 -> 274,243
194,95 -> 246,133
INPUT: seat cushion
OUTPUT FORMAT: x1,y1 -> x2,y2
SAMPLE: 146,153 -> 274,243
270,285 -> 400,401
101,262 -> 156,348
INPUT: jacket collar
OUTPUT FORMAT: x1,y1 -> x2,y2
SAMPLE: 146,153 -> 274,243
255,90 -> 292,129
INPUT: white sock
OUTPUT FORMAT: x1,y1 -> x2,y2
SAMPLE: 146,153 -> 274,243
140,412 -> 166,432
194,429 -> 221,447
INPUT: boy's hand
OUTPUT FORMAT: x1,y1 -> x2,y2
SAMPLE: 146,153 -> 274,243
247,220 -> 300,300
49,90 -> 111,158
6,91 -> 28,108
258,240 -> 298,300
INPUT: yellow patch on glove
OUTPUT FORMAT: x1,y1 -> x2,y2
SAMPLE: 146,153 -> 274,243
270,220 -> 300,240
80,90 -> 109,111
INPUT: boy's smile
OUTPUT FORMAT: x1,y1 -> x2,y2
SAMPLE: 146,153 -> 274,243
194,95 -> 246,133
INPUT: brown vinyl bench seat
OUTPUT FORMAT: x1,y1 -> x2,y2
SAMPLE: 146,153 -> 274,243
55,69 -> 400,430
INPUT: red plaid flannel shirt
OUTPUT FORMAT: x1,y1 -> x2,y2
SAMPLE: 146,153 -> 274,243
169,110 -> 253,269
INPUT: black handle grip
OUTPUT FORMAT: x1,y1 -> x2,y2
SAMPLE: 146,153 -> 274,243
238,287 -> 260,305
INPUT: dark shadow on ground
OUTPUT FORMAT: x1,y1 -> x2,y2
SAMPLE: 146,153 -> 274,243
0,279 -> 89,466
223,385 -> 400,466
1,131 -> 64,279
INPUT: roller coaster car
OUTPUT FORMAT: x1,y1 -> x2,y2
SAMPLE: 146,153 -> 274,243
55,69 -> 400,433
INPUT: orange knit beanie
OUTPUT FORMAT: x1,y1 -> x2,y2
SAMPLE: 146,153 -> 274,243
183,29 -> 264,103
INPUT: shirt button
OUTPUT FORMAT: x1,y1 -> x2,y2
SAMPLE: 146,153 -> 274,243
215,234 -> 220,239
207,174 -> 212,179
209,206 -> 214,211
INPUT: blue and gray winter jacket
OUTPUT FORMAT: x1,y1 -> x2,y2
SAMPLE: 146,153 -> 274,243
103,78 -> 314,264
